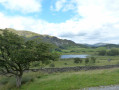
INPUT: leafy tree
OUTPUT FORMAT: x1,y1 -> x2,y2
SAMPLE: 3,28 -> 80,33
0,30 -> 59,88
74,58 -> 82,64
107,48 -> 119,56
49,63 -> 55,67
90,57 -> 96,63
74,58 -> 79,64
85,58 -> 89,64
98,50 -> 106,56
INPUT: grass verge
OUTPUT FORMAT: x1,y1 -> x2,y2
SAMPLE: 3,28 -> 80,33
20,68 -> 119,90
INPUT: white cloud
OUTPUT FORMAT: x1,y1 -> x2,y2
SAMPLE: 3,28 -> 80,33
50,0 -> 119,44
0,0 -> 42,13
1,0 -> 119,44
55,0 -> 66,11
51,0 -> 77,12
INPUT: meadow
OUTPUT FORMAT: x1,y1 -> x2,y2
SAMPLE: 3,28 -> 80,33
45,56 -> 119,68
60,46 -> 106,55
1,68 -> 119,90
42,46 -> 119,68
31,52 -> 119,68
1,45 -> 119,90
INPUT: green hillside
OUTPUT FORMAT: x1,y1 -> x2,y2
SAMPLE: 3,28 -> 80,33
0,28 -> 78,47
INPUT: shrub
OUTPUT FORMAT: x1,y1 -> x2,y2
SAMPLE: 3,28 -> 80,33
32,62 -> 40,67
107,49 -> 119,56
85,58 -> 89,64
98,50 -> 106,56
74,58 -> 82,64
49,63 -> 55,67
8,78 -> 16,88
116,62 -> 119,65
0,77 -> 9,85
1,77 -> 16,89
97,61 -> 100,63
79,59 -> 83,63
64,63 -> 68,65
90,57 -> 96,63
37,75 -> 41,78
22,76 -> 34,84
70,50 -> 75,52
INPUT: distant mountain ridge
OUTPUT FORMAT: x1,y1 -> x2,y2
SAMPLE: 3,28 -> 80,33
1,28 -> 119,48
84,43 -> 119,48
85,43 -> 109,47
104,44 -> 119,48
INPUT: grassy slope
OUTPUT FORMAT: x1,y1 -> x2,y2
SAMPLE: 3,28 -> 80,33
0,28 -> 77,47
3,28 -> 39,38
61,46 -> 106,55
41,56 -> 119,68
20,68 -> 119,90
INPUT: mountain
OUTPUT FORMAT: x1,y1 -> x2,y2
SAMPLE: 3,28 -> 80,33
92,43 -> 109,47
104,44 -> 119,48
0,28 -> 80,47
1,28 -> 119,49
85,43 -> 109,47
84,43 -> 119,48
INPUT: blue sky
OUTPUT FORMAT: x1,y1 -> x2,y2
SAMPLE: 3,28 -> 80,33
0,0 -> 119,44
41,0 -> 76,23
0,0 -> 76,23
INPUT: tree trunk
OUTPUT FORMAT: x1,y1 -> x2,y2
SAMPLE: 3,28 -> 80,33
16,75 -> 22,88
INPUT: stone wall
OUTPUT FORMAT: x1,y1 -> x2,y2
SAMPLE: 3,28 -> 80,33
29,65 -> 119,73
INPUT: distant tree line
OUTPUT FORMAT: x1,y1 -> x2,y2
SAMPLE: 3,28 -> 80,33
74,57 -> 96,65
98,48 -> 119,56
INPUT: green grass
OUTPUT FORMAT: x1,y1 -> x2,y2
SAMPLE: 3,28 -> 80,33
0,72 -> 45,90
56,46 -> 119,68
40,56 -> 119,68
60,46 -> 107,55
1,68 -> 119,90
20,68 -> 119,90
1,46 -> 119,89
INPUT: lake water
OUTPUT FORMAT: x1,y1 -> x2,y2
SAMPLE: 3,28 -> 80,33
61,55 -> 89,59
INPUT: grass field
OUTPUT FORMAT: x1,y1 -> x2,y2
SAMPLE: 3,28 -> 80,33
40,56 -> 119,68
14,68 -> 119,90
60,46 -> 106,55
48,46 -> 119,68
31,56 -> 119,68
1,68 -> 119,90
1,46 -> 119,90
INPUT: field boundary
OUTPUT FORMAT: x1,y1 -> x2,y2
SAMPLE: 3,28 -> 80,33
29,64 -> 119,73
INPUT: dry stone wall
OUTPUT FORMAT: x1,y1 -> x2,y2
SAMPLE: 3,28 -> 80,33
29,65 -> 119,73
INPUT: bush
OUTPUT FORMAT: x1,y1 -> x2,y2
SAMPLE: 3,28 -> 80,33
74,58 -> 82,64
116,62 -> 119,65
8,77 -> 16,88
64,63 -> 68,65
49,63 -> 55,67
99,48 -> 119,56
37,75 -> 41,78
97,61 -> 100,63
107,49 -> 119,56
85,58 -> 89,64
90,57 -> 96,63
32,62 -> 40,67
0,77 -> 9,85
22,76 -> 34,84
99,50 -> 106,56
1,77 -> 16,90
70,50 -> 75,52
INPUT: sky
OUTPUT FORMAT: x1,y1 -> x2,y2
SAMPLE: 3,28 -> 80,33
0,0 -> 119,44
